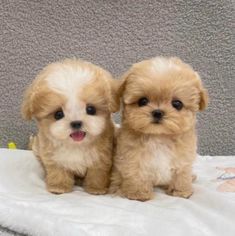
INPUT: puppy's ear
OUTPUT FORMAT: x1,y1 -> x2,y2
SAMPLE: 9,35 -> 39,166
108,77 -> 128,112
195,73 -> 209,111
21,78 -> 48,120
199,87 -> 208,111
21,83 -> 37,120
108,79 -> 121,113
103,67 -> 128,113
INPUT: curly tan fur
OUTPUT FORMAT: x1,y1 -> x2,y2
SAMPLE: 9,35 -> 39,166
110,57 -> 208,201
22,59 -> 119,195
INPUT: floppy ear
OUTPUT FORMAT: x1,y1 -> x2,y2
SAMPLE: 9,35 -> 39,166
110,79 -> 124,113
21,77 -> 49,120
195,73 -> 209,111
21,83 -> 37,120
199,87 -> 208,111
108,79 -> 121,113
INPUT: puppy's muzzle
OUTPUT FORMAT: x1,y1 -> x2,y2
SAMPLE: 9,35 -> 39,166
152,109 -> 164,123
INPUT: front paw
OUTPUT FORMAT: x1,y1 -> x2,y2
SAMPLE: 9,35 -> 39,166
85,186 -> 108,195
166,188 -> 193,198
47,184 -> 73,194
122,189 -> 153,201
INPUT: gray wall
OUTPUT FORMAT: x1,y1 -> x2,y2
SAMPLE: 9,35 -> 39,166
0,0 -> 234,155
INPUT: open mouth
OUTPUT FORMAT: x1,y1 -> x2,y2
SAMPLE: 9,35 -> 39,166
70,131 -> 86,142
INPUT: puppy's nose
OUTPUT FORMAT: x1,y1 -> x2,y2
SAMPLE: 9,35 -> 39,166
152,109 -> 165,121
70,121 -> 83,129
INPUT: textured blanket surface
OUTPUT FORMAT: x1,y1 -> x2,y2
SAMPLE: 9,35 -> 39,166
0,149 -> 234,236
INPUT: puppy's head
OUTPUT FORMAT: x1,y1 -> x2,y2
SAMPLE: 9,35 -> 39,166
22,59 -> 119,145
119,57 -> 208,135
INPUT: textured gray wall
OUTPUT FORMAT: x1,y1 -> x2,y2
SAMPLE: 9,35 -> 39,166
0,0 -> 234,155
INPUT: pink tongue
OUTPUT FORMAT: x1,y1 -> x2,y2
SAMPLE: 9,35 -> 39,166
70,131 -> 86,142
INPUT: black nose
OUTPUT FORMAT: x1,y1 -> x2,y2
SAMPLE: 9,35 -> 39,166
70,121 -> 83,129
152,109 -> 165,121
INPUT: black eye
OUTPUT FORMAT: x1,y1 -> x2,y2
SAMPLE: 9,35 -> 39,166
172,100 -> 183,110
138,97 -> 149,107
86,105 -> 96,115
54,109 -> 64,120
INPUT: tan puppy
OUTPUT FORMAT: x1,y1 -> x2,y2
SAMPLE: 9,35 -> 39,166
22,59 -> 119,195
110,57 -> 208,201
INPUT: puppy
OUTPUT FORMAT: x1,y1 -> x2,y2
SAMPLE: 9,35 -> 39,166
22,59 -> 119,195
110,57 -> 208,201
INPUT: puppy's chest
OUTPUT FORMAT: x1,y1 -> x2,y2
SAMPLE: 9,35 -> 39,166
52,146 -> 98,176
142,141 -> 174,186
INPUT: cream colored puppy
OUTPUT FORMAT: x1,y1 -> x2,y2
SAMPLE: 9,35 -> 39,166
110,57 -> 208,201
22,59 -> 119,195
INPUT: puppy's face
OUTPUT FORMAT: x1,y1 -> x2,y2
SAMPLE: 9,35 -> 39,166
120,57 -> 208,135
22,59 -> 119,145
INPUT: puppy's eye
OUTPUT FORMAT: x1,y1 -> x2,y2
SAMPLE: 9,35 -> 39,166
172,100 -> 183,110
86,105 -> 96,115
138,97 -> 149,107
54,109 -> 64,120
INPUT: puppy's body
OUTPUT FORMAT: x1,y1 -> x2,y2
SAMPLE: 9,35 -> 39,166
110,57 -> 208,201
111,127 -> 196,200
32,122 -> 114,194
22,59 -> 118,194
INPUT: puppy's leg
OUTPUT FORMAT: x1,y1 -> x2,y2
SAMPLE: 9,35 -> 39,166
120,176 -> 153,201
84,166 -> 110,195
166,167 -> 193,198
45,164 -> 74,194
109,168 -> 122,194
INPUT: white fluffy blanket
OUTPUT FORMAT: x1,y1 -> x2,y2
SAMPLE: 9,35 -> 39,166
0,149 -> 234,236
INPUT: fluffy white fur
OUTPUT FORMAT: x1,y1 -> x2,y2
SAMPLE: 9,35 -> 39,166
44,63 -> 105,143
145,139 -> 173,186
151,57 -> 181,74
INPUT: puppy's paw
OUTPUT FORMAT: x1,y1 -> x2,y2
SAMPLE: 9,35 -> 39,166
122,190 -> 153,201
47,184 -> 73,194
166,188 -> 193,198
108,185 -> 119,194
85,186 -> 108,195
